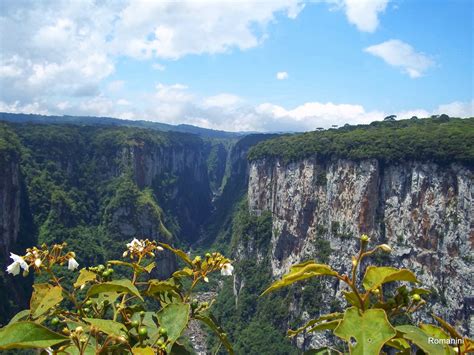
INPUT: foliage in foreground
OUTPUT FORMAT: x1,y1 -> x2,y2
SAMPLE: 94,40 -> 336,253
262,235 -> 474,354
0,239 -> 234,354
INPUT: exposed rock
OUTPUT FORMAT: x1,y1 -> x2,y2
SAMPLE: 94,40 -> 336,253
248,157 -> 473,343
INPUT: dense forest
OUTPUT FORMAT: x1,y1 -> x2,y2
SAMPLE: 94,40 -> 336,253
248,116 -> 474,165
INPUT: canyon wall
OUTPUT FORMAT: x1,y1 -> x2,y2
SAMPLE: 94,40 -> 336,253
248,157 -> 473,344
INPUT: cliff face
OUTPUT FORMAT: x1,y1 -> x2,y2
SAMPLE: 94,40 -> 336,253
118,141 -> 212,243
0,145 -> 34,325
248,157 -> 473,341
0,155 -> 21,257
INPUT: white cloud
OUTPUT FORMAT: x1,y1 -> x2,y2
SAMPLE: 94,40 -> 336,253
107,80 -> 125,93
117,99 -> 131,106
276,71 -> 289,80
110,0 -> 304,60
365,39 -> 435,78
436,100 -> 474,117
203,94 -> 243,108
343,0 -> 389,32
0,0 -> 304,108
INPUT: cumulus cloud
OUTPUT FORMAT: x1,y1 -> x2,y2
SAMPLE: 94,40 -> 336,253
365,39 -> 435,78
0,0 -> 304,109
436,100 -> 474,117
343,0 -> 389,32
110,0 -> 305,60
276,71 -> 289,80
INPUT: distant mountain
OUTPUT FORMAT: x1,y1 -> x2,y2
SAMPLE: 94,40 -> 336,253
0,112 -> 247,139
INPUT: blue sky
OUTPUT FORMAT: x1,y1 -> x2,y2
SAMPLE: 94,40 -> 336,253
0,0 -> 472,131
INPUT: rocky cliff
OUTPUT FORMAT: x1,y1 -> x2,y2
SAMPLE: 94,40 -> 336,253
248,156 -> 473,344
0,127 -> 35,325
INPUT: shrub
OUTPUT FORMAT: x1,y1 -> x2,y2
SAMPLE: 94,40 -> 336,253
0,240 -> 234,354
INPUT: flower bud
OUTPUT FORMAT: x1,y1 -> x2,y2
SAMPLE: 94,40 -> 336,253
122,251 -> 128,258
412,294 -> 421,302
34,258 -> 42,268
360,234 -> 370,242
62,327 -> 70,335
75,326 -> 84,334
379,244 -> 392,253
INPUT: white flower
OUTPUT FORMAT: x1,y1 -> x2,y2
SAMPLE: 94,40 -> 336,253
126,238 -> 145,252
6,253 -> 29,276
68,257 -> 79,271
157,246 -> 164,251
34,258 -> 42,268
221,263 -> 234,276
6,261 -> 21,275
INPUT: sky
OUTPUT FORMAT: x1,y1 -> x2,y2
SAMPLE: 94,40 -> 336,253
0,0 -> 472,132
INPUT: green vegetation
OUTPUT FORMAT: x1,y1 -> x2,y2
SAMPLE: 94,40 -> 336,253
0,240 -> 234,354
210,198 -> 325,354
248,117 -> 474,165
0,122 -> 214,324
262,235 -> 474,354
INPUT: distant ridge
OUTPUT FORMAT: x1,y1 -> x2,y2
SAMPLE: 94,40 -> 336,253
0,112 -> 248,139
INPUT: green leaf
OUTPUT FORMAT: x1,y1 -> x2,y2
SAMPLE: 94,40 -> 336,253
170,342 -> 193,354
61,344 -> 96,355
432,314 -> 462,339
130,311 -> 159,344
0,321 -> 67,350
156,303 -> 190,352
288,313 -> 342,337
385,337 -> 411,351
73,269 -> 97,288
143,261 -> 155,273
132,346 -> 155,355
195,313 -> 234,355
342,291 -> 370,309
147,279 -> 181,295
87,279 -> 143,301
83,318 -> 127,337
7,309 -> 30,325
159,243 -> 193,266
396,325 -> 452,355
303,348 -> 339,355
108,260 -> 154,274
307,320 -> 340,333
419,324 -> 455,354
333,307 -> 396,355
30,284 -> 63,319
362,266 -> 419,291
172,267 -> 194,278
261,261 -> 338,296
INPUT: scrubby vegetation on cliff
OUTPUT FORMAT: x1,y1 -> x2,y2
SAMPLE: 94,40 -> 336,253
248,117 -> 474,165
